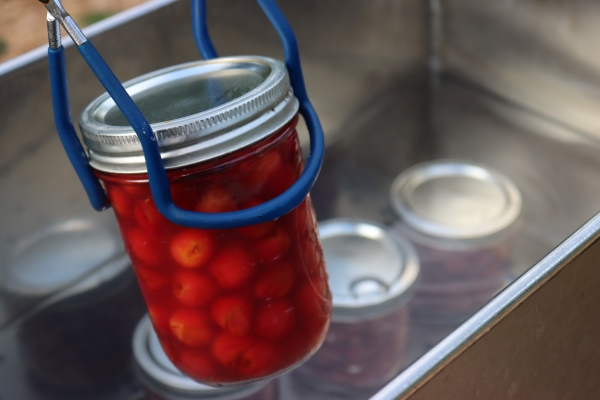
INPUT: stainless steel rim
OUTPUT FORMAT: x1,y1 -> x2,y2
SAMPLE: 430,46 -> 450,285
389,160 -> 522,240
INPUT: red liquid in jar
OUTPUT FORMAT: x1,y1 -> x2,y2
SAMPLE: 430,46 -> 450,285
95,117 -> 332,385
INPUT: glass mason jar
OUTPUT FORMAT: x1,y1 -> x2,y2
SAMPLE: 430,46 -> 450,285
79,57 -> 332,386
295,219 -> 419,393
389,160 -> 522,323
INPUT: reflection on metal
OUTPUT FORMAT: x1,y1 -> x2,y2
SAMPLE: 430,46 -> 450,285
373,212 -> 600,399
2,0 -> 600,398
444,0 -> 600,142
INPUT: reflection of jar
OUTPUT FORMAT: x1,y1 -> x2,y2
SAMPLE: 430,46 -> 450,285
4,219 -> 144,393
79,57 -> 332,386
132,315 -> 278,400
2,219 -> 122,321
295,219 -> 419,393
389,160 -> 522,323
14,253 -> 146,392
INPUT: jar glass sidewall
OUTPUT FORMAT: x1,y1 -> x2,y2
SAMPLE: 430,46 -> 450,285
95,119 -> 333,386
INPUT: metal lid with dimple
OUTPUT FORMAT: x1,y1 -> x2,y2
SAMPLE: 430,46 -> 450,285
390,160 -> 522,240
132,315 -> 269,398
318,219 -> 420,323
79,56 -> 299,174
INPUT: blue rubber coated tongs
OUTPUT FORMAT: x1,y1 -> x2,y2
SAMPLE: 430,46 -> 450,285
39,0 -> 324,229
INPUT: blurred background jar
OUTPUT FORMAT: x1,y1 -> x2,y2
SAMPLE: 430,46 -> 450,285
133,315 -> 278,400
293,219 -> 419,398
5,219 -> 146,395
389,160 -> 522,325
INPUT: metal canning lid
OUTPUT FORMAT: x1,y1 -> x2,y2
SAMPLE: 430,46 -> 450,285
79,56 -> 299,174
3,220 -> 122,297
318,219 -> 420,322
132,315 -> 269,398
389,160 -> 522,240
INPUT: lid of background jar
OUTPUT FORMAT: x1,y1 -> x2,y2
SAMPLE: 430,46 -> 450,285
3,219 -> 122,297
132,315 -> 271,399
389,160 -> 522,240
79,56 -> 299,174
318,219 -> 420,323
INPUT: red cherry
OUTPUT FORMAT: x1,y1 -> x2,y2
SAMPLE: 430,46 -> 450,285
208,245 -> 257,289
178,349 -> 216,378
108,187 -> 132,219
238,341 -> 279,377
169,309 -> 214,347
265,163 -> 297,199
157,337 -> 178,363
255,227 -> 291,262
243,150 -> 283,190
195,187 -> 238,213
134,198 -> 168,232
136,267 -> 168,291
299,236 -> 324,276
296,279 -> 332,321
122,183 -> 151,196
238,221 -> 276,238
237,199 -> 276,238
254,262 -> 295,300
127,228 -> 161,267
170,229 -> 216,269
292,197 -> 318,236
255,300 -> 296,341
171,184 -> 198,210
147,303 -> 171,335
232,154 -> 258,177
211,297 -> 253,336
172,270 -> 220,307
212,332 -> 255,367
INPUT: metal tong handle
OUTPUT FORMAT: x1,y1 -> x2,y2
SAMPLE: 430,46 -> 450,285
41,0 -> 325,229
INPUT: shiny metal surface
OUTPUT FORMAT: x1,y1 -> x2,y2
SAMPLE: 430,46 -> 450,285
3,219 -> 121,297
133,315 -> 271,397
46,13 -> 61,50
390,160 -> 521,239
444,0 -> 600,141
42,0 -> 87,46
1,0 -> 600,398
374,211 -> 600,400
319,219 -> 419,322
80,56 -> 298,173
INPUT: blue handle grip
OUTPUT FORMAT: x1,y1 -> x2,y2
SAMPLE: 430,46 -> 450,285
49,0 -> 324,229
48,46 -> 109,211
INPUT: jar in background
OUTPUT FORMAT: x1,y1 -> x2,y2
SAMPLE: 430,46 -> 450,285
294,219 -> 419,394
389,160 -> 522,323
5,220 -> 146,393
79,57 -> 332,386
133,315 -> 278,400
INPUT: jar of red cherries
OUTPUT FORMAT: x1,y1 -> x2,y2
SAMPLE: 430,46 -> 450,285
79,57 -> 332,386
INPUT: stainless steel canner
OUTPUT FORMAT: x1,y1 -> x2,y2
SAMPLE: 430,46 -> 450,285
1,0 -> 600,399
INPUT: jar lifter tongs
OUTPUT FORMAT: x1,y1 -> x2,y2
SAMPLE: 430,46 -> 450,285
39,0 -> 324,229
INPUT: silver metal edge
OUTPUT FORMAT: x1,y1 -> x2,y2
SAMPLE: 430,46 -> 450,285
389,159 -> 522,240
0,0 -> 179,77
85,91 -> 299,173
79,56 -> 290,140
133,315 -> 273,396
133,315 -> 216,392
318,218 -> 421,323
78,56 -> 297,173
370,211 -> 600,400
